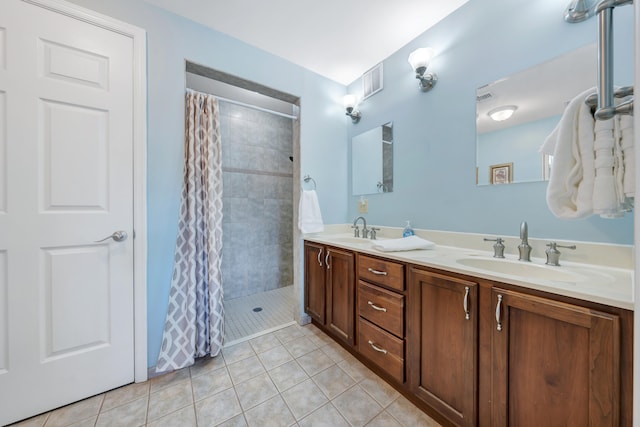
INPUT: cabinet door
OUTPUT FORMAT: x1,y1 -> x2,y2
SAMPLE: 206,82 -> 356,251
326,247 -> 355,345
304,242 -> 326,324
408,268 -> 478,427
492,288 -> 620,427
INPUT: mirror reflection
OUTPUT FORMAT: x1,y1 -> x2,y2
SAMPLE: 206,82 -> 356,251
475,44 -> 596,186
352,122 -> 394,195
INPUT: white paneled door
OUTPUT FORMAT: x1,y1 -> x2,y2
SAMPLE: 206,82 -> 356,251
0,1 -> 138,424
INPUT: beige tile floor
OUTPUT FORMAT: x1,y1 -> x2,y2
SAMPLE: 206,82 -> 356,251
11,323 -> 442,427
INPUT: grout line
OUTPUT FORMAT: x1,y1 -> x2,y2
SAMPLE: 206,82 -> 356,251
223,320 -> 297,348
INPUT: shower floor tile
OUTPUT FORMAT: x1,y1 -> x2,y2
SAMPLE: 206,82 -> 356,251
224,285 -> 295,345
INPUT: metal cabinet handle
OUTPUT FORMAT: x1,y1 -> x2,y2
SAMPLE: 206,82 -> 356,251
317,248 -> 323,267
463,286 -> 470,320
95,230 -> 128,243
367,301 -> 387,312
496,294 -> 503,332
367,340 -> 388,354
367,268 -> 387,276
325,251 -> 331,270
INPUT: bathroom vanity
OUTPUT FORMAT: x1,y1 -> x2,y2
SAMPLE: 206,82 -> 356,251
303,229 -> 633,427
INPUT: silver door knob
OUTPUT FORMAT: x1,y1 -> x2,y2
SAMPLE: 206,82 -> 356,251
95,231 -> 128,243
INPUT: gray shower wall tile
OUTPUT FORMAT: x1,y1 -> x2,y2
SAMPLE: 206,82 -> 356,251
223,197 -> 252,224
224,144 -> 261,171
223,172 -> 249,198
219,100 -> 293,298
264,176 -> 293,200
246,174 -> 266,199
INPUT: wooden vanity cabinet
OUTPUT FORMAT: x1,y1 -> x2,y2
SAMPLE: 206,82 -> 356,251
407,266 -> 478,427
304,241 -> 326,324
490,287 -> 621,427
303,241 -> 355,346
357,255 -> 406,383
304,240 -> 633,426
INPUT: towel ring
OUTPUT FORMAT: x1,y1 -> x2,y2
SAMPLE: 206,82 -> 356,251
303,174 -> 317,190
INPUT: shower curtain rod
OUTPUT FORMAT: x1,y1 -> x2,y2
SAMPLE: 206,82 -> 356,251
186,88 -> 298,120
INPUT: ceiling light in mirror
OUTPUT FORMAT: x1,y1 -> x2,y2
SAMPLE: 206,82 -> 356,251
488,105 -> 517,122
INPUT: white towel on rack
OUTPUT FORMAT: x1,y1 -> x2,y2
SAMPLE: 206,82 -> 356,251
592,117 -> 622,216
371,236 -> 435,252
618,112 -> 635,198
543,87 -> 596,219
298,190 -> 324,234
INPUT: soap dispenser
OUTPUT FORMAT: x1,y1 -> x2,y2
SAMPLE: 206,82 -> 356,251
402,220 -> 415,237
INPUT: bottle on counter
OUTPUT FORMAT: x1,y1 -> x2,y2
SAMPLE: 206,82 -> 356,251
402,220 -> 415,237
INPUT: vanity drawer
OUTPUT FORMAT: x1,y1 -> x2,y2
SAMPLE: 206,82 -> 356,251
358,281 -> 404,338
358,318 -> 404,383
359,255 -> 404,291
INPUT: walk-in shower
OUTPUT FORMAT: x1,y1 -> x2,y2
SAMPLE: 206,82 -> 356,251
185,62 -> 300,345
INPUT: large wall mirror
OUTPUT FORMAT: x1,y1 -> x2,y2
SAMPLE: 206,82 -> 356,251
352,122 -> 394,195
475,44 -> 597,186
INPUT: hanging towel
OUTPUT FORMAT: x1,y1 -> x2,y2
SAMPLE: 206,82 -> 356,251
592,116 -> 621,215
372,236 -> 435,252
618,113 -> 635,198
298,190 -> 324,233
543,87 -> 596,219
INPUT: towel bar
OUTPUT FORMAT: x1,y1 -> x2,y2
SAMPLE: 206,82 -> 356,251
585,86 -> 634,114
593,0 -> 634,120
303,174 -> 317,190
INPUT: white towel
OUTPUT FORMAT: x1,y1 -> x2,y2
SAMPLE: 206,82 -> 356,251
543,87 -> 596,219
592,117 -> 620,215
372,236 -> 435,252
298,190 -> 324,233
618,113 -> 635,197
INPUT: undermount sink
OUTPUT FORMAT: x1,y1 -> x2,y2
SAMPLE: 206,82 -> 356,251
328,236 -> 375,245
455,257 -> 583,282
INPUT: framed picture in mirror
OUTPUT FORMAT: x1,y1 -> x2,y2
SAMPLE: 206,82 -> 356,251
490,163 -> 513,185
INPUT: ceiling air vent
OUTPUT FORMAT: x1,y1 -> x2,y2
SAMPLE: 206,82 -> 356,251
476,92 -> 493,102
362,63 -> 383,100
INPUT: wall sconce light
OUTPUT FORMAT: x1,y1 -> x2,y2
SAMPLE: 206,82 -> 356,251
408,48 -> 437,92
488,105 -> 518,122
343,94 -> 361,123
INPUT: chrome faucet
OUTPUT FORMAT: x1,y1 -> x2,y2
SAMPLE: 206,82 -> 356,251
483,237 -> 505,258
352,216 -> 369,239
545,242 -> 577,266
518,221 -> 532,262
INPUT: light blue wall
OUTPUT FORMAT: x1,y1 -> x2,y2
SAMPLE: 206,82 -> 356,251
477,115 -> 560,185
67,0 -> 348,367
347,0 -> 634,245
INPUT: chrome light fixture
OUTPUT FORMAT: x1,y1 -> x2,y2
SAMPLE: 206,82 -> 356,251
488,105 -> 518,122
408,48 -> 437,92
343,94 -> 361,123
564,0 -> 598,23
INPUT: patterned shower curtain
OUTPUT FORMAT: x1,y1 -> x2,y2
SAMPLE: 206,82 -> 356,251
156,90 -> 224,373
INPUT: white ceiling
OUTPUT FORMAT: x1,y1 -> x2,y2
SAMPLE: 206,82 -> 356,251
142,0 -> 469,85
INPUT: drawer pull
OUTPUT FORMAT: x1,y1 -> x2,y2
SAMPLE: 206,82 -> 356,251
496,294 -> 503,332
463,286 -> 470,320
367,340 -> 388,354
367,301 -> 387,312
367,267 -> 388,276
317,248 -> 323,267
325,251 -> 331,270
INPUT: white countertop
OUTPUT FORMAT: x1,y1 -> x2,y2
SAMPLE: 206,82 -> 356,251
304,227 -> 634,311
